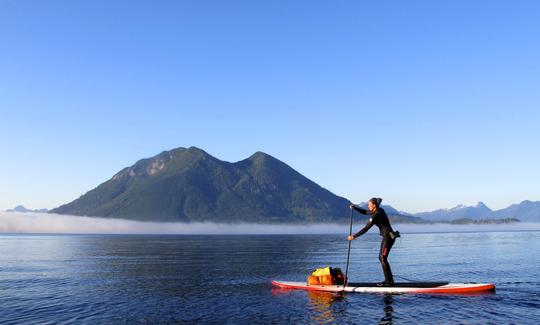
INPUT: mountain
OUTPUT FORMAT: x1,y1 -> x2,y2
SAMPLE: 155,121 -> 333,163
48,146 -> 540,224
449,218 -> 520,225
6,205 -> 48,213
414,202 -> 493,222
414,200 -> 540,222
491,200 -> 540,222
50,147 -> 352,223
355,202 -> 427,224
354,202 -> 411,217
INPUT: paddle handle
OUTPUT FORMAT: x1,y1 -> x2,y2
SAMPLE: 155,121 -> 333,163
344,207 -> 353,287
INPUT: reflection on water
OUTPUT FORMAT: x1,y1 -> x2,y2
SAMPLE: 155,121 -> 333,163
380,294 -> 394,325
304,290 -> 394,325
307,291 -> 344,324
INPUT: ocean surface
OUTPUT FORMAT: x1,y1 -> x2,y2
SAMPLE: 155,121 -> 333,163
0,231 -> 538,324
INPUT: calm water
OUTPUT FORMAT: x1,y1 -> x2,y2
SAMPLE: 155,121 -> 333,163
0,231 -> 538,324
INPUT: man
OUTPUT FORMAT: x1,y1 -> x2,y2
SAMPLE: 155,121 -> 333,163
348,197 -> 399,286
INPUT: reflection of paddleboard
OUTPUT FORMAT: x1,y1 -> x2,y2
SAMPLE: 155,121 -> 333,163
272,280 -> 495,294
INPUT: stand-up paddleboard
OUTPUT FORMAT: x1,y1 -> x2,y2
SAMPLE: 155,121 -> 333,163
272,280 -> 495,294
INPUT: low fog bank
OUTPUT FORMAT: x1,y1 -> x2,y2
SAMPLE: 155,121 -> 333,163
1,212 -> 539,235
0,212 -> 348,235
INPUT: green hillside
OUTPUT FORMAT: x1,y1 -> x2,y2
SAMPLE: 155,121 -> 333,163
50,147 -> 352,222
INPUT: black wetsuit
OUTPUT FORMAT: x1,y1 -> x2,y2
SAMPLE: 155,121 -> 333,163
352,206 -> 396,284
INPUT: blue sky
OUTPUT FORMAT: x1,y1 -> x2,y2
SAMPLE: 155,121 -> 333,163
1,1 -> 539,213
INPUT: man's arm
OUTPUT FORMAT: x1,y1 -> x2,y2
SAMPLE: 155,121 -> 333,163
353,217 -> 375,238
352,205 -> 372,215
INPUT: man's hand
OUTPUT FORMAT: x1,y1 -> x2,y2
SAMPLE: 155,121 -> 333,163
348,235 -> 354,241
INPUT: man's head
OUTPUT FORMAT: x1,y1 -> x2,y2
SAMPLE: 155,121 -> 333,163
368,197 -> 382,212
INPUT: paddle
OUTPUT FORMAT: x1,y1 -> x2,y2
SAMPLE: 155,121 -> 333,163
344,206 -> 354,287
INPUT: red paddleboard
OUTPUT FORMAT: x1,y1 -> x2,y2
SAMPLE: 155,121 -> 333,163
272,280 -> 495,294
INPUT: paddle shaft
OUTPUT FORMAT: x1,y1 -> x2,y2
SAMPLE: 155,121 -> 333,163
344,207 -> 353,287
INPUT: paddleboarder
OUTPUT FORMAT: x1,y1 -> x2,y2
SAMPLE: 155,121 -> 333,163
348,197 -> 399,286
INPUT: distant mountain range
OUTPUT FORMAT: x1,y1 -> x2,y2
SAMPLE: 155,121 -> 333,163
415,202 -> 494,222
491,200 -> 540,222
413,201 -> 540,222
355,203 -> 426,224
48,146 -> 540,224
7,205 -> 48,213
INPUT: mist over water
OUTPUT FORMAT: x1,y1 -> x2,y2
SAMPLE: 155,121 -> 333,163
1,211 -> 539,234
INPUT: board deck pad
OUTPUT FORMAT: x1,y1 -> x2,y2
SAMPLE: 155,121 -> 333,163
347,282 -> 449,288
272,280 -> 495,294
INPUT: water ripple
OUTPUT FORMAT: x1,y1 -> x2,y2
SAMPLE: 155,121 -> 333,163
0,233 -> 538,323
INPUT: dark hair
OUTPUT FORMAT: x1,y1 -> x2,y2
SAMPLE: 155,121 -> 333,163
369,197 -> 382,207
